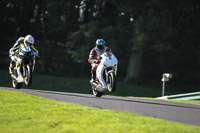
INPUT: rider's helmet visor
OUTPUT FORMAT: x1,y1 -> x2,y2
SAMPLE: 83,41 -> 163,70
97,45 -> 105,50
25,41 -> 33,47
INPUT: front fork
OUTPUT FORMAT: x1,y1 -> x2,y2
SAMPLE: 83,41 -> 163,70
105,69 -> 109,84
32,59 -> 35,72
22,60 -> 34,77
105,67 -> 115,84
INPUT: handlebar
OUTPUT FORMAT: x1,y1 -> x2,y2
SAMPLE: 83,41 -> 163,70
91,59 -> 101,64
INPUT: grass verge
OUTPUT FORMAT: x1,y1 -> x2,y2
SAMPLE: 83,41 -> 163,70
0,88 -> 200,133
170,100 -> 200,105
1,69 -> 199,98
0,69 -> 162,97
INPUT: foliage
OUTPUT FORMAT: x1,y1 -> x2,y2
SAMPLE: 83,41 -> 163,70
0,0 -> 200,84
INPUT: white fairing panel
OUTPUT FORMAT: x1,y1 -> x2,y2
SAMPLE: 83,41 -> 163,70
96,52 -> 118,89
96,64 -> 107,88
101,53 -> 118,67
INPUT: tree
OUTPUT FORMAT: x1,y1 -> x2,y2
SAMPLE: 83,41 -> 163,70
124,17 -> 146,82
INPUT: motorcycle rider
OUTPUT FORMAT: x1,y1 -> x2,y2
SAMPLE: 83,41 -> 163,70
88,39 -> 112,82
9,34 -> 38,81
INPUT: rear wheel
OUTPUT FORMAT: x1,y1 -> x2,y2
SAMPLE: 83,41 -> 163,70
108,72 -> 116,92
92,86 -> 103,97
24,65 -> 32,86
12,78 -> 22,89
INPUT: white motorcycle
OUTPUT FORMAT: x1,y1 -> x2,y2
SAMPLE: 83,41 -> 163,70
10,44 -> 37,89
90,52 -> 118,97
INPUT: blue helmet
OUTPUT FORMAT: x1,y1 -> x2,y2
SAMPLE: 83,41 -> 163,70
96,39 -> 105,50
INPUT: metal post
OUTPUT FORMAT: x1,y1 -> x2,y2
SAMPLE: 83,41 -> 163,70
161,73 -> 172,97
162,81 -> 165,96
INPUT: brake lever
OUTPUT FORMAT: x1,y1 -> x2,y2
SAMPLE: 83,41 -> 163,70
96,59 -> 101,64
92,60 -> 100,64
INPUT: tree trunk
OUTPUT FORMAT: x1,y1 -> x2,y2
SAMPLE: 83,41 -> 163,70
124,16 -> 146,83
124,48 -> 143,83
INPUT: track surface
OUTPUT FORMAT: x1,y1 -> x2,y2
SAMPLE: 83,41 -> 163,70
1,87 -> 200,126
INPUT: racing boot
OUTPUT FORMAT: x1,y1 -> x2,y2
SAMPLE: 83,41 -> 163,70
9,61 -> 15,75
90,69 -> 96,83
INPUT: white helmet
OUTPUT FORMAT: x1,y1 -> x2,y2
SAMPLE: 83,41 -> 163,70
24,35 -> 34,47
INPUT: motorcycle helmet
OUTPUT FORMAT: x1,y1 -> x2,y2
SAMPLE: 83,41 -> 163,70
24,35 -> 34,47
96,39 -> 105,50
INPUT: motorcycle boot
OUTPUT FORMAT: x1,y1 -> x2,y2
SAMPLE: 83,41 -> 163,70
90,69 -> 96,83
9,60 -> 15,75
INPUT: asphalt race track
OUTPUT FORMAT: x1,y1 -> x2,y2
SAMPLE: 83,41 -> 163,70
1,87 -> 200,126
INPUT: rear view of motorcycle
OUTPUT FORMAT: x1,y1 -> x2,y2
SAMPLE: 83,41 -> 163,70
10,44 -> 38,89
90,52 -> 118,97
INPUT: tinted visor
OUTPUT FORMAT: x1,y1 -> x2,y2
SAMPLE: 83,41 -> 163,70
97,45 -> 105,50
25,41 -> 33,47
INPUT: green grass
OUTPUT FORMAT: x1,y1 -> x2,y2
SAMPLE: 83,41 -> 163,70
0,70 -> 175,98
0,69 -> 199,98
170,100 -> 200,105
126,97 -> 200,105
0,88 -> 199,133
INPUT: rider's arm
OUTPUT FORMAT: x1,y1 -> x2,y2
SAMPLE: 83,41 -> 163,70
105,47 -> 112,53
88,49 -> 98,63
31,45 -> 39,57
11,37 -> 24,52
31,45 -> 38,53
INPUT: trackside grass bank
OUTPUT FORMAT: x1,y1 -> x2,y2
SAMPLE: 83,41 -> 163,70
1,69 -> 199,98
0,88 -> 199,133
0,69 -> 161,97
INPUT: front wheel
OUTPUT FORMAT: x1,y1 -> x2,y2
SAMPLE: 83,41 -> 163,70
92,86 -> 103,97
108,72 -> 116,92
24,65 -> 32,86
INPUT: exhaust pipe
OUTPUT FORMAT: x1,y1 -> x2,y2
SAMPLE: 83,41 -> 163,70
90,81 -> 107,92
11,74 -> 16,80
96,85 -> 107,92
90,81 -> 98,86
11,74 -> 24,83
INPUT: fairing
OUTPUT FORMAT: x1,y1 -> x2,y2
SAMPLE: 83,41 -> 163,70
96,52 -> 118,89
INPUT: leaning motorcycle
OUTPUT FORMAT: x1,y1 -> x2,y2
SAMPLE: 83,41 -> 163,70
10,44 -> 37,89
90,51 -> 118,97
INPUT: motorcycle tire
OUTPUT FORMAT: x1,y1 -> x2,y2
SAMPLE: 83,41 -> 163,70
108,72 -> 116,92
92,86 -> 103,97
12,78 -> 22,89
24,65 -> 32,86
